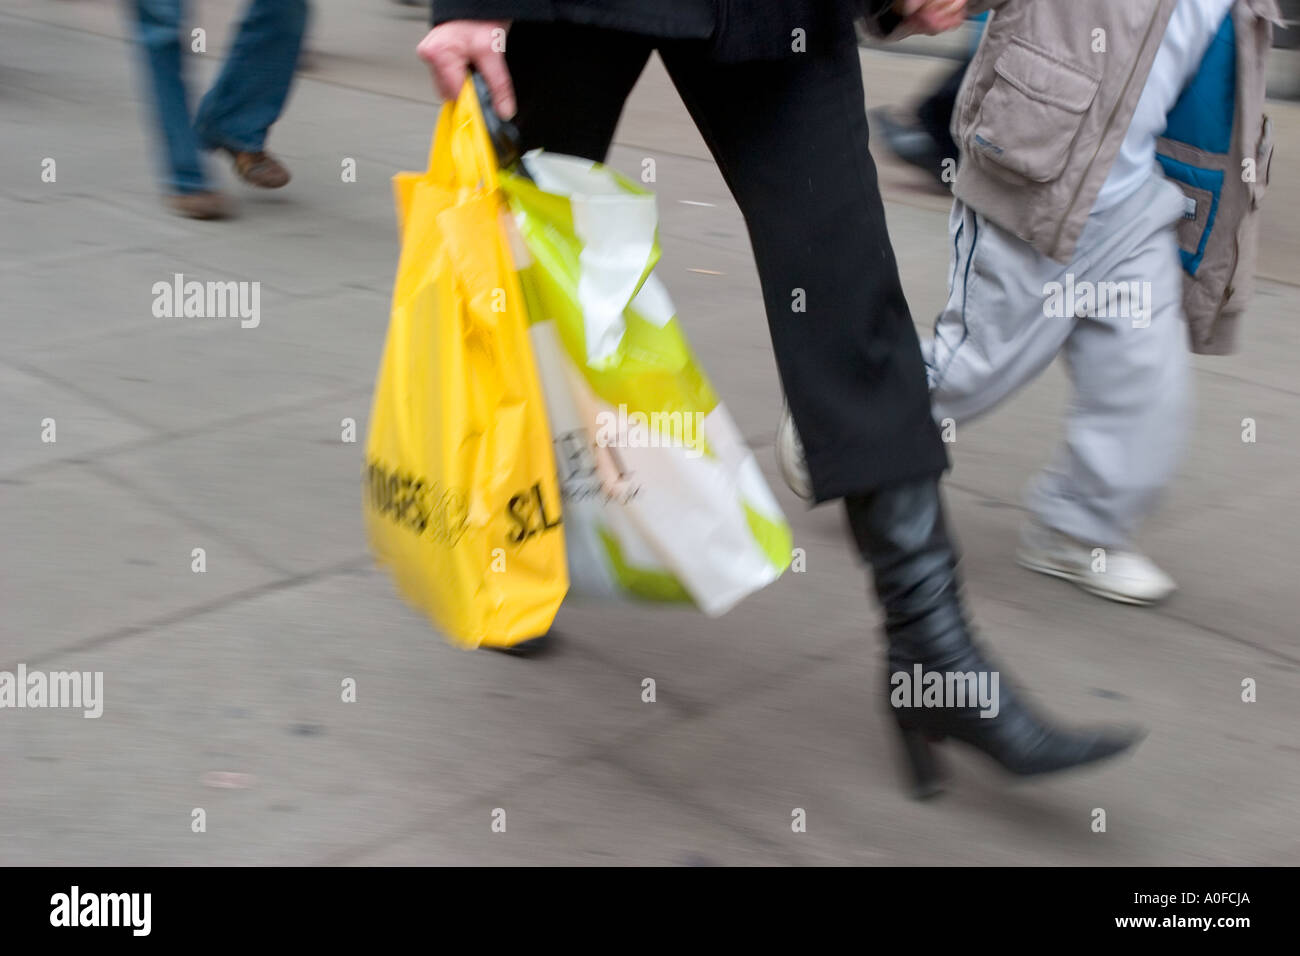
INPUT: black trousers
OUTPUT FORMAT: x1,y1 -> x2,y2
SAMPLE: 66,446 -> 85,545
505,19 -> 948,501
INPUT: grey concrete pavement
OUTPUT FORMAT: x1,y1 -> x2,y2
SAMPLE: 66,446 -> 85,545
1,1 -> 1298,865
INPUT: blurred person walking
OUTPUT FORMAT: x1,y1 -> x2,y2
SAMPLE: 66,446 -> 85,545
780,0 -> 1278,606
129,0 -> 310,219
870,56 -> 970,187
865,11 -> 985,188
418,0 -> 1142,798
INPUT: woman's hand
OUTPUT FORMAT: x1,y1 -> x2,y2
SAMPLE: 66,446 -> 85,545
417,20 -> 515,118
894,0 -> 968,37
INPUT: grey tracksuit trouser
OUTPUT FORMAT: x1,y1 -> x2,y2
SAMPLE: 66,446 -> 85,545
926,170 -> 1191,549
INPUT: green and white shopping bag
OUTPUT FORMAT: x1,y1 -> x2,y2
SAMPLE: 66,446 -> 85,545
500,151 -> 792,615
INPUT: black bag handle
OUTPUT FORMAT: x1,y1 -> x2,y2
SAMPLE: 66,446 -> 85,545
470,70 -> 525,173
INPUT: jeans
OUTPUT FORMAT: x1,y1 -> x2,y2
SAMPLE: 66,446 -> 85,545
131,0 -> 308,193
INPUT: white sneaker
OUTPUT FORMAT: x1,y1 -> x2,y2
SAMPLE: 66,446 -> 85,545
1016,520 -> 1176,606
775,401 -> 813,501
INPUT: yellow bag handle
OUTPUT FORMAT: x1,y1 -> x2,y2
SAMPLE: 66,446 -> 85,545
427,76 -> 500,193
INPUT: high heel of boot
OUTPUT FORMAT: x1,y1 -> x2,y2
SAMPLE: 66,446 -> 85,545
895,723 -> 947,800
894,684 -> 1145,783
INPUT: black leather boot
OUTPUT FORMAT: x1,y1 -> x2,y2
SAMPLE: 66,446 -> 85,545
845,477 -> 1143,799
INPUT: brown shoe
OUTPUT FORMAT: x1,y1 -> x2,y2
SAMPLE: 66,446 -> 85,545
228,149 -> 291,189
166,190 -> 230,220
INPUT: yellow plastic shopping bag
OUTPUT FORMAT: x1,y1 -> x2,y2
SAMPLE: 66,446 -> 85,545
363,80 -> 568,649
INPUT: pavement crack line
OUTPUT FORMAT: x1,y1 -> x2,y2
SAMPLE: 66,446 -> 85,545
317,632 -> 864,865
0,380 -> 374,482
2,553 -> 375,672
5,358 -> 162,435
84,459 -> 295,579
318,691 -> 823,866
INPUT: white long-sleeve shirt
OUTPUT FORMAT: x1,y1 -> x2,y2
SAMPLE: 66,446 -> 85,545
1093,0 -> 1237,212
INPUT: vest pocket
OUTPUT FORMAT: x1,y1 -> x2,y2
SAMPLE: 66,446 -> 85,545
1156,138 -> 1233,280
967,37 -> 1100,183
